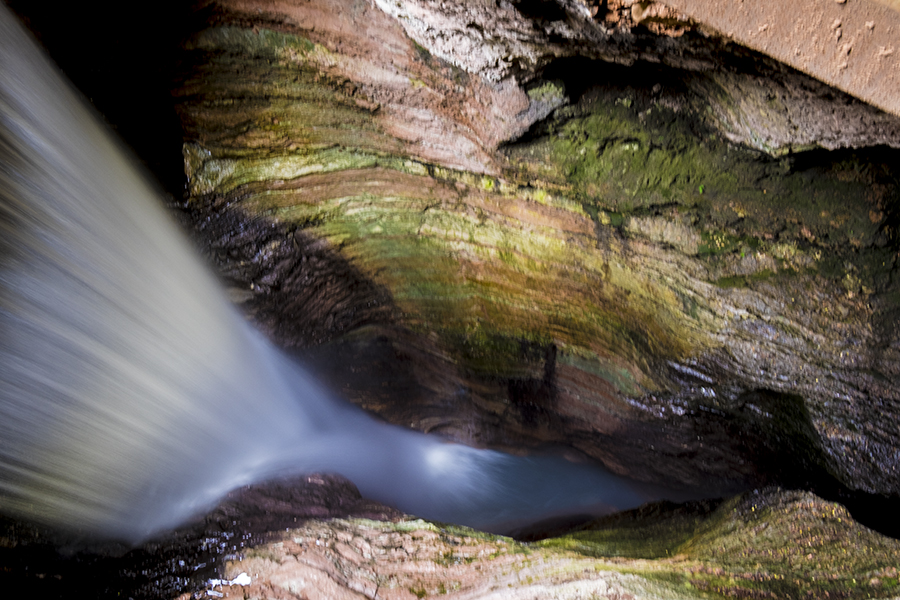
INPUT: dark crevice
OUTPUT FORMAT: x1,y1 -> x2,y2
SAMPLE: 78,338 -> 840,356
504,57 -> 695,148
698,388 -> 900,539
179,194 -> 398,349
537,55 -> 689,108
7,0 -> 211,199
511,0 -> 568,22
507,342 -> 558,427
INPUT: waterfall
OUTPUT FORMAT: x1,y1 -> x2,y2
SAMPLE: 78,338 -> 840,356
0,5 -> 650,543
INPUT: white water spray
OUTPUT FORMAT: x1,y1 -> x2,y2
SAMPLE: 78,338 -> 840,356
0,5 -> 649,543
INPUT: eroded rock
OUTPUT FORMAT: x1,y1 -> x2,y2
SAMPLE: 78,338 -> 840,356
0,475 -> 401,599
184,488 -> 900,600
173,0 -> 900,505
371,0 -> 900,154
6,0 -> 900,597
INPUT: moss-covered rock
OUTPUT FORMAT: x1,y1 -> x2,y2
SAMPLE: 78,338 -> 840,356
177,0 -> 900,506
195,489 -> 900,600
540,488 -> 900,599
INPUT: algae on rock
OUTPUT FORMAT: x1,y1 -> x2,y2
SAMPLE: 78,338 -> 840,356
200,489 -> 900,600
178,0 -> 900,506
539,488 -> 900,600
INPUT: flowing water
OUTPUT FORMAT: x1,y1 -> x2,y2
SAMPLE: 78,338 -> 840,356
0,5 -> 657,543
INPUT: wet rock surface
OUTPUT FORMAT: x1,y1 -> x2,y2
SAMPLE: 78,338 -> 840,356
5,0 -> 900,597
167,0 -> 900,508
175,488 -> 900,600
0,475 -> 401,599
179,517 -> 675,600
4,478 -> 896,599
537,487 -> 900,599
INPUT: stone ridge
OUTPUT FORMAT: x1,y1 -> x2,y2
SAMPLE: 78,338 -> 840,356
183,488 -> 900,600
198,517 -> 697,599
180,0 -> 900,499
371,0 -> 900,154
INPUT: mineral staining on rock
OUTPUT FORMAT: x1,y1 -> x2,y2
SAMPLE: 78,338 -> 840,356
540,488 -> 900,600
180,0 -> 900,504
504,81 -> 900,496
203,517 -> 670,599
194,488 -> 900,600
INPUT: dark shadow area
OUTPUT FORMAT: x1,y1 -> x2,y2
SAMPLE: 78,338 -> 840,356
6,0 -> 208,198
733,390 -> 838,491
787,144 -> 900,234
295,324 -> 477,435
785,145 -> 900,253
0,475 -> 399,599
534,55 -> 689,106
720,389 -> 900,539
506,342 -> 559,427
511,0 -> 568,21
180,196 -> 398,349
513,496 -> 725,545
508,56 -> 709,151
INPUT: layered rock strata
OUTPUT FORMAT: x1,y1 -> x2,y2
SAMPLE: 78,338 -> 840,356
178,0 -> 900,505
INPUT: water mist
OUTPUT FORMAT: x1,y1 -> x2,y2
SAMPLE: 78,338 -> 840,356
0,5 -> 652,543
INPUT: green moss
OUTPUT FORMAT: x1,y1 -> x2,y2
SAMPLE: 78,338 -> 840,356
333,500 -> 900,600
714,275 -> 748,289
698,231 -> 746,256
748,268 -> 776,282
582,203 -> 625,229
412,40 -> 432,60
556,347 -> 640,397
182,19 -> 900,402
179,25 -> 405,195
526,102 -> 718,212
185,146 -> 389,195
504,91 -> 891,266
527,81 -> 566,104
538,499 -> 722,560
186,26 -> 316,60
541,489 -> 900,600
714,269 -> 777,289
234,172 -> 694,380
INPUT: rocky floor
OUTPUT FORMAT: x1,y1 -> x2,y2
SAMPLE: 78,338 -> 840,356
4,478 -> 900,599
179,487 -> 900,600
0,475 -> 399,599
3,1 -> 900,598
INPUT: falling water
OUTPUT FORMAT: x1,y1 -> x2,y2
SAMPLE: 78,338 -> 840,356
0,5 -> 653,543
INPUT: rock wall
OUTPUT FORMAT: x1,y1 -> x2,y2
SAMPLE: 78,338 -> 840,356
4,2 -> 900,596
176,0 -> 900,506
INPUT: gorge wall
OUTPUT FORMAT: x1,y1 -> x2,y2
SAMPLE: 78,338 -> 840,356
165,0 -> 900,515
4,0 -> 900,598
